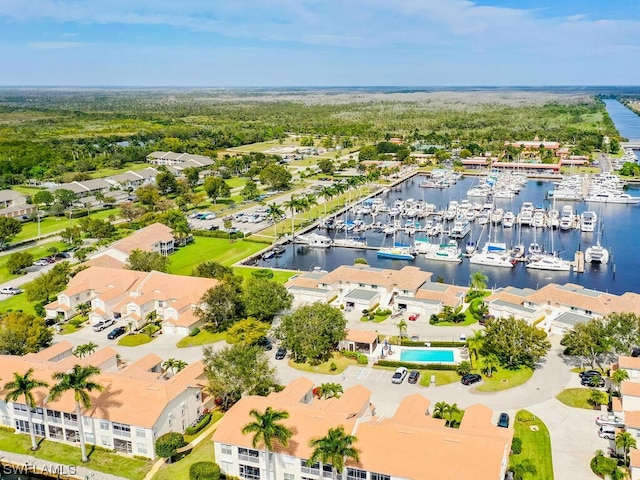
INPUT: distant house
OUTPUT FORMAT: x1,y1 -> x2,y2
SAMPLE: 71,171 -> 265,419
0,190 -> 37,218
51,179 -> 112,198
504,136 -> 561,151
146,151 -> 214,167
44,266 -> 218,334
0,342 -> 209,459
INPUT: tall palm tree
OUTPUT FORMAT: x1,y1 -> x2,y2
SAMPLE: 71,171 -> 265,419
49,365 -> 104,463
432,401 -> 449,421
482,354 -> 499,378
266,202 -> 284,241
467,330 -> 484,369
615,431 -> 637,466
396,319 -> 408,346
241,407 -> 293,480
470,271 -> 488,294
162,358 -> 188,375
73,342 -> 98,359
309,425 -> 360,480
283,195 -> 306,238
305,194 -> 318,221
4,369 -> 49,451
332,182 -> 347,206
445,403 -> 461,428
611,368 -> 630,394
318,186 -> 335,216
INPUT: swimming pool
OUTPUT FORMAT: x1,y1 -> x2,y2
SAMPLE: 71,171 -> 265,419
400,348 -> 456,363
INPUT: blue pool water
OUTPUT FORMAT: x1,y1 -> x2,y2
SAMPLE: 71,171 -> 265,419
400,348 -> 455,363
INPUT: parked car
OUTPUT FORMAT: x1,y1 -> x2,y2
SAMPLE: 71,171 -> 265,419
581,375 -> 605,387
459,333 -> 467,342
33,259 -> 50,266
107,326 -> 126,340
391,367 -> 408,384
598,425 -> 617,440
579,370 -> 602,378
275,347 -> 287,360
55,251 -> 71,259
408,370 -> 420,384
257,337 -> 273,351
0,287 -> 22,295
596,414 -> 625,428
408,313 -> 420,321
461,373 -> 482,385
498,412 -> 510,428
93,319 -> 115,332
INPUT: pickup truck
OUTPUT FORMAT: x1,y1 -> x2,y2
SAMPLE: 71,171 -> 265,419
93,319 -> 116,332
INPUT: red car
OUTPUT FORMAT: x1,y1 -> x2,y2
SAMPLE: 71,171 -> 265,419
409,313 -> 420,321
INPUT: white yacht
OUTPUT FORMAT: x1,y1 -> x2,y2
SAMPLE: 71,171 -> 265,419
580,211 -> 597,232
585,243 -> 609,264
559,205 -> 574,231
423,241 -> 463,263
449,220 -> 471,239
586,191 -> 640,204
298,233 -> 332,248
547,208 -> 560,229
333,237 -> 367,248
469,251 -> 515,268
532,210 -> 545,228
526,254 -> 571,271
502,211 -> 515,228
491,208 -> 504,225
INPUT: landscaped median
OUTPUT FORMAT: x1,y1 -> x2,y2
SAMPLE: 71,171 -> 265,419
509,410 -> 554,480
0,426 -> 153,480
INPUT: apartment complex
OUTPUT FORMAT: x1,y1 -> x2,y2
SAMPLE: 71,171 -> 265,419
146,151 -> 215,168
0,342 -> 208,459
213,377 -> 512,480
0,189 -> 37,218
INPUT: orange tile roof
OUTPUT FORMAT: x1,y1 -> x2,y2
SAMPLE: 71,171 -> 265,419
391,394 -> 444,428
268,377 -> 314,404
315,265 -> 431,292
622,381 -> 640,397
85,254 -> 126,270
111,223 -> 174,255
631,448 -> 640,468
167,309 -> 202,328
24,341 -> 74,363
620,356 -> 640,370
415,283 -> 467,307
625,411 -> 640,429
345,330 -> 378,345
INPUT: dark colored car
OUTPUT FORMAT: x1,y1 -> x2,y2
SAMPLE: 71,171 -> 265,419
461,373 -> 482,385
275,347 -> 287,360
581,375 -> 605,387
408,370 -> 420,384
579,370 -> 601,378
257,337 -> 273,351
107,326 -> 126,340
498,413 -> 510,428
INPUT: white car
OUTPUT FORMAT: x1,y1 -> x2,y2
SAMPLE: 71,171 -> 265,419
33,259 -> 50,266
92,319 -> 116,332
391,367 -> 408,384
0,287 -> 22,295
599,425 -> 617,440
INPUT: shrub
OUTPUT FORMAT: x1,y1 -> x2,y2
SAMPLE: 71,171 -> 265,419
456,361 -> 472,376
185,413 -> 212,435
251,269 -> 274,279
590,454 -> 618,478
34,301 -> 46,317
190,327 -> 201,337
330,362 -> 338,371
69,316 -> 87,327
376,359 -> 458,371
511,437 -> 522,455
189,461 -> 220,480
155,432 -> 187,460
375,309 -> 392,316
357,354 -> 368,365
341,350 -> 359,359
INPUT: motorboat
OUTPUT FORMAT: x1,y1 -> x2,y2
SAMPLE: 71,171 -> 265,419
423,240 -> 462,263
333,237 -> 367,248
465,240 -> 477,255
586,191 -> 640,204
547,208 -> 560,229
559,205 -> 574,231
526,253 -> 571,271
491,208 -> 504,225
377,245 -> 415,260
528,242 -> 543,257
449,220 -> 471,239
413,239 -> 433,254
298,233 -> 332,248
580,211 -> 597,232
469,251 -> 515,268
585,243 -> 609,264
502,211 -> 515,228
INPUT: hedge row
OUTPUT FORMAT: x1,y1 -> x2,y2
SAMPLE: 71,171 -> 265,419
184,413 -> 212,436
376,359 -> 458,371
400,340 -> 467,348
192,230 -> 245,239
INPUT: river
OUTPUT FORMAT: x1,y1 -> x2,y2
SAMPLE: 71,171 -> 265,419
603,98 -> 640,142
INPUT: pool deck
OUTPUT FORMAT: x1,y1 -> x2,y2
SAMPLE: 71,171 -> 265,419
374,344 -> 464,364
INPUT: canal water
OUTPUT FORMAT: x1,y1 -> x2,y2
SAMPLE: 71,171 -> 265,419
603,99 -> 640,142
255,176 -> 640,295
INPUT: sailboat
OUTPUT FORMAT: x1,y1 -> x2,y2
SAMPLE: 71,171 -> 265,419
585,220 -> 609,264
526,226 -> 571,271
377,222 -> 415,260
469,216 -> 515,268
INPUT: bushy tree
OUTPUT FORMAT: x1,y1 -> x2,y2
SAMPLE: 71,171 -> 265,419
275,303 -> 346,364
482,316 -> 550,368
33,190 -> 54,207
243,278 -> 292,322
226,318 -> 270,346
6,251 -> 34,274
0,312 -> 53,355
156,171 -> 178,195
192,261 -> 233,279
126,249 -> 170,273
155,432 -> 187,461
241,180 -> 260,200
259,164 -> 291,189
197,275 -> 244,331
203,177 -> 231,204
0,217 -> 22,248
203,344 -> 276,410
25,261 -> 71,303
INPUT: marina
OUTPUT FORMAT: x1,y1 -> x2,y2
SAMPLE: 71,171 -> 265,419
252,174 -> 640,294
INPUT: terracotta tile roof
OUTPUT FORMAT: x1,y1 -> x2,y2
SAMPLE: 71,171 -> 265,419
620,356 -> 640,370
415,282 -> 467,307
268,377 -> 314,404
625,411 -> 640,428
85,254 -> 126,270
317,265 -> 431,292
622,381 -> 640,397
345,330 -> 378,345
166,309 -> 201,328
631,448 -> 640,468
111,223 -> 174,255
24,341 -> 74,363
391,394 -> 444,428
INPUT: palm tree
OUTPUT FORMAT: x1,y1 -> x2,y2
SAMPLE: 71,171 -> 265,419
615,431 -> 637,466
467,330 -> 484,369
318,186 -> 335,216
163,358 -> 188,375
611,368 -> 630,394
241,407 -> 293,480
283,195 -> 307,238
266,202 -> 284,240
432,401 -> 449,421
4,369 -> 49,450
49,365 -> 104,463
396,319 -> 408,345
332,182 -> 347,206
445,403 -> 461,428
470,271 -> 488,294
305,194 -> 318,221
73,342 -> 98,359
482,354 -> 499,378
309,425 -> 360,480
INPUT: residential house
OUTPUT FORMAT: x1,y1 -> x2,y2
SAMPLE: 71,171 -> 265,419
0,190 -> 37,218
0,342 -> 208,459
51,179 -> 112,199
338,330 -> 379,355
44,266 -> 218,334
146,151 -> 214,167
213,377 -> 512,480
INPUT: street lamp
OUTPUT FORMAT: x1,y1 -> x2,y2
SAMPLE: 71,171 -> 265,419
37,211 -> 44,240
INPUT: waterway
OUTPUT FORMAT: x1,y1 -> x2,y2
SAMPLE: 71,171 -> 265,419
255,176 -> 640,294
603,99 -> 640,142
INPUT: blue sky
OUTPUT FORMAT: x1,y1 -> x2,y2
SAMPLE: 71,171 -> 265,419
0,0 -> 639,86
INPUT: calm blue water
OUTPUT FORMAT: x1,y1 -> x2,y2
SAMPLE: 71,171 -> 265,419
603,99 -> 640,142
256,176 -> 640,294
400,348 -> 455,363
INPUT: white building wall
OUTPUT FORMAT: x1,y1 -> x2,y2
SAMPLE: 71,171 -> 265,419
151,387 -> 203,440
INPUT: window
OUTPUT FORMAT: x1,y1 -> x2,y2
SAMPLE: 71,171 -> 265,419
85,432 -> 95,443
239,464 -> 260,480
13,403 -> 27,414
100,421 -> 110,431
238,447 -> 260,463
371,474 -> 391,480
102,436 -> 112,447
221,444 -> 233,455
47,409 -> 61,422
114,438 -> 132,454
136,429 -> 146,439
301,460 -> 320,475
220,461 -> 232,473
2,416 -> 10,426
49,426 -> 64,439
63,412 -> 77,422
346,468 -> 367,480
113,423 -> 131,437
283,474 -> 295,480
137,443 -> 148,454
15,419 -> 44,436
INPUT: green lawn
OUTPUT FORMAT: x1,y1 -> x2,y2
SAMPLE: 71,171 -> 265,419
118,333 -> 154,347
0,292 -> 36,315
288,352 -> 357,375
555,388 -> 596,409
183,411 -> 224,444
11,208 -> 120,244
510,410 -> 554,480
226,177 -> 247,189
475,365 -> 534,392
177,330 -> 227,348
167,238 -> 266,275
0,428 -> 153,480
0,240 -> 67,284
417,369 -> 461,387
233,267 -> 296,284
